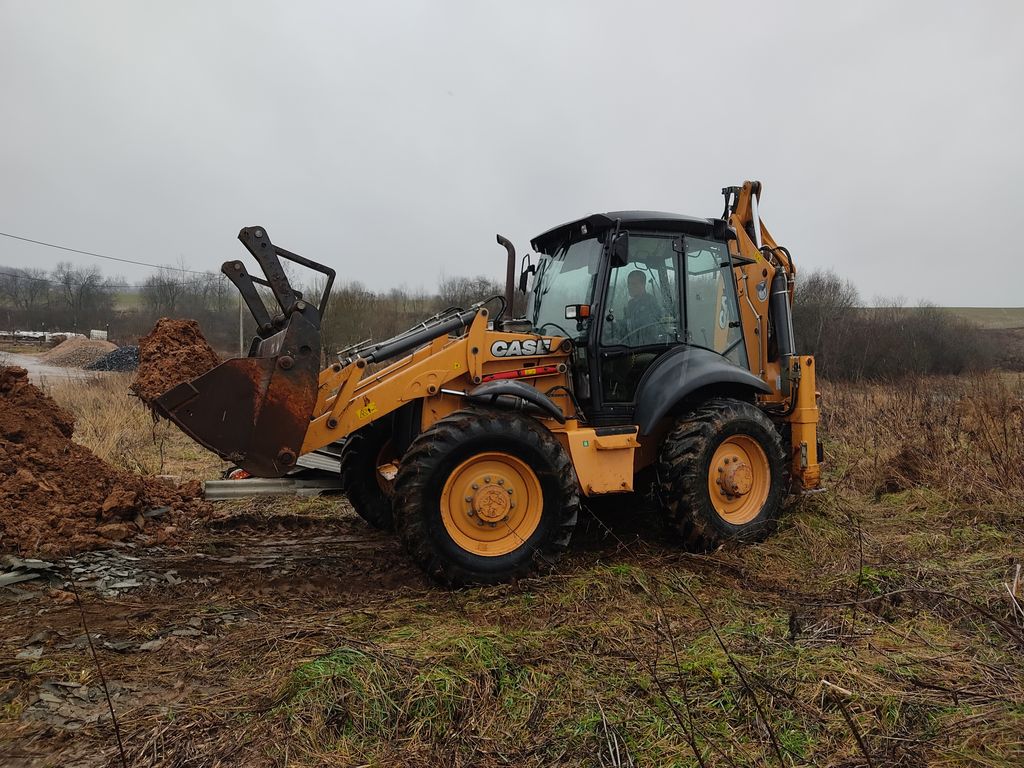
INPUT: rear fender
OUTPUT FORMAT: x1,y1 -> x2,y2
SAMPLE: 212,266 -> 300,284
633,346 -> 770,435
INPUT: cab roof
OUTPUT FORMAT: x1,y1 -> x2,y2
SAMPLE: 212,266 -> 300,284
531,211 -> 725,255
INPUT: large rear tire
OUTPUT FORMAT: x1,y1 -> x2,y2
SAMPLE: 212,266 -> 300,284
657,398 -> 785,550
393,408 -> 579,587
339,426 -> 397,530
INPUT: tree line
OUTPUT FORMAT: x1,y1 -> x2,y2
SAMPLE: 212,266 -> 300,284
1,260 -> 1010,380
0,263 -> 506,354
792,270 -> 1005,379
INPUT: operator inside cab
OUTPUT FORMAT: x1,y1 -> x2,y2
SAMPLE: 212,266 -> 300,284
624,269 -> 662,345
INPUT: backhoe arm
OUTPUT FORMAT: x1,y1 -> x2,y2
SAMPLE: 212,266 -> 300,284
724,181 -> 821,490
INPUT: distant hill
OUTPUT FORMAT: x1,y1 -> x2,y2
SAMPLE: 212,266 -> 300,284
941,307 -> 1024,330
939,308 -> 1024,370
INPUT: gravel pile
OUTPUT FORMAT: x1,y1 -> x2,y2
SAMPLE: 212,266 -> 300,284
38,338 -> 117,368
85,345 -> 140,372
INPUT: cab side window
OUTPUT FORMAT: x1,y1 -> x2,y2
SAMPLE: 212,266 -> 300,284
599,235 -> 681,403
684,237 -> 746,366
600,236 -> 680,348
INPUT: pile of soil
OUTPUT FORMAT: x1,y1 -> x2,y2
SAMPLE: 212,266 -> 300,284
0,366 -> 209,558
39,338 -> 117,368
131,319 -> 220,404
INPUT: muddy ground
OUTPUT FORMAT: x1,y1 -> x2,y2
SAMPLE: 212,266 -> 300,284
0,497 -> 427,767
0,496 -> 662,767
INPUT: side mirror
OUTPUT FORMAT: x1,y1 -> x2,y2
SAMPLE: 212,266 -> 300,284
518,257 -> 536,293
611,232 -> 630,267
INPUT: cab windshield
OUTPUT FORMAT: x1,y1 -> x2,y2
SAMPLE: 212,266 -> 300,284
528,237 -> 600,336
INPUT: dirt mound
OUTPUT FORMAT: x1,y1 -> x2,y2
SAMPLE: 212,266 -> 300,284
0,366 -> 208,558
39,337 -> 117,368
131,319 -> 220,404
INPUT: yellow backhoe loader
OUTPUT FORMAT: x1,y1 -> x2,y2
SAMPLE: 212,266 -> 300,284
155,181 -> 821,586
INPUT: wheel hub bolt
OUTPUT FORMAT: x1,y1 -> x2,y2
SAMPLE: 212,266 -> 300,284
507,489 -> 513,495
484,476 -> 491,483
497,479 -> 505,485
472,483 -> 479,490
510,502 -> 516,509
465,496 -> 472,502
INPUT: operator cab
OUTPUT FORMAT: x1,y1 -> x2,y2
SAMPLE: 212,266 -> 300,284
526,211 -> 747,422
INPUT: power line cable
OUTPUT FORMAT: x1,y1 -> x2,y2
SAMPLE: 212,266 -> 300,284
0,230 -> 212,276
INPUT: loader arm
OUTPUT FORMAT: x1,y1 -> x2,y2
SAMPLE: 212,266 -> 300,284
154,225 -> 572,477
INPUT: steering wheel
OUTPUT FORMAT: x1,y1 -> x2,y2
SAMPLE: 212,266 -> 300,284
624,320 -> 673,346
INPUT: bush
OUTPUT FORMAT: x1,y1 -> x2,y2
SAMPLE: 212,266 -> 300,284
793,270 -> 998,380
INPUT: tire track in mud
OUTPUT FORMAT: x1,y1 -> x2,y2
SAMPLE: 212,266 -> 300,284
1,510 -> 432,767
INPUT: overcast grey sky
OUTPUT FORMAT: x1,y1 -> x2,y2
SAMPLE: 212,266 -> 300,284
1,1 -> 1021,305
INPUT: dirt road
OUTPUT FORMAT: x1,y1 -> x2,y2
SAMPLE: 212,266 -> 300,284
0,352 -> 106,384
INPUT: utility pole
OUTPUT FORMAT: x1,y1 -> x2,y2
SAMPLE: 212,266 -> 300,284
238,292 -> 244,357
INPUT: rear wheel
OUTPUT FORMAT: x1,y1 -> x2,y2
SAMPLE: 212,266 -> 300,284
393,408 -> 579,587
339,426 -> 398,530
657,398 -> 785,550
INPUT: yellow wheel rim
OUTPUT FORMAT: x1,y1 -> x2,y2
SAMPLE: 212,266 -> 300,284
375,439 -> 398,496
440,452 -> 543,557
707,435 -> 770,525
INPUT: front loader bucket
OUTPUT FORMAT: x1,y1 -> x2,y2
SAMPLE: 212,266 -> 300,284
154,225 -> 335,478
154,313 -> 321,477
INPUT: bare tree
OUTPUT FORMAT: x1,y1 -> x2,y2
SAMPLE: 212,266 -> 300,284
142,268 -> 187,317
436,274 -> 504,312
52,262 -> 112,331
0,267 -> 53,330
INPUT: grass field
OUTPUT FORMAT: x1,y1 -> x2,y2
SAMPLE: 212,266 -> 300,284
2,373 -> 1023,766
941,307 -> 1024,330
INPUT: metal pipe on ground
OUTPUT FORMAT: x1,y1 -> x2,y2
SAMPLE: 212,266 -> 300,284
203,477 -> 343,501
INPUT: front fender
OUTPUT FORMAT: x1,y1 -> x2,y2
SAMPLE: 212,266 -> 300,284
633,346 -> 771,435
466,380 -> 566,423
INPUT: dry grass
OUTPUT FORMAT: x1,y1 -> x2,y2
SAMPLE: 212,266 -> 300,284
0,342 -> 50,354
42,373 -> 226,481
824,373 -> 1024,505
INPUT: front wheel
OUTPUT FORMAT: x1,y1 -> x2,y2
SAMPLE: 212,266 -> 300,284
393,408 -> 579,587
657,398 -> 786,550
339,426 -> 397,530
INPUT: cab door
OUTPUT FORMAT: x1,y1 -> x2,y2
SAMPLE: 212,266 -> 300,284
682,237 -> 748,368
595,233 -> 682,410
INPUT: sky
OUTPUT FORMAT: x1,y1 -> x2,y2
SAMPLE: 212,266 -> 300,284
1,1 -> 1021,306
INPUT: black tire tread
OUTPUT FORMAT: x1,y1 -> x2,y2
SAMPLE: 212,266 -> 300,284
657,398 -> 785,550
339,428 -> 394,530
393,407 -> 579,587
